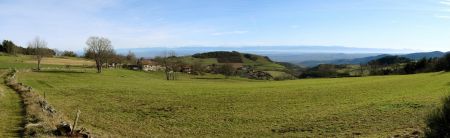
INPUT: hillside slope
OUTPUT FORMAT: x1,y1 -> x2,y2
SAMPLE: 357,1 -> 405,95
185,51 -> 286,71
300,51 -> 446,67
17,69 -> 450,137
0,54 -> 94,69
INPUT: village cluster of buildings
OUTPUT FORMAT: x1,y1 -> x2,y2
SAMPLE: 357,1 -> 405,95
108,59 -> 273,80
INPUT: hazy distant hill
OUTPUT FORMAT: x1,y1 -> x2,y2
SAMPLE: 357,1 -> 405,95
114,46 -> 416,58
108,46 -> 417,63
266,53 -> 381,63
299,51 -> 446,67
401,51 -> 446,60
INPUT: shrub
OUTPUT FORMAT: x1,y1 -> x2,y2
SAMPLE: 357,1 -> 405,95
62,50 -> 77,57
368,56 -> 411,66
425,95 -> 450,137
192,51 -> 243,63
273,74 -> 296,81
243,54 -> 258,61
437,53 -> 450,71
218,63 -> 236,77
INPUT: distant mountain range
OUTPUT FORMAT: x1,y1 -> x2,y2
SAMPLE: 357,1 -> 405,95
113,46 -> 418,58
298,51 -> 447,67
84,46 -> 442,67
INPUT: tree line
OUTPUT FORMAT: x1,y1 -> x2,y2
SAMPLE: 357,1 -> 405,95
1,38 -> 56,71
0,40 -> 55,56
192,51 -> 243,63
300,54 -> 450,78
367,55 -> 450,75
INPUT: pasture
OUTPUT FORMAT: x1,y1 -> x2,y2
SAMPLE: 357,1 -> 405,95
0,70 -> 23,137
0,54 -> 92,69
15,69 -> 450,137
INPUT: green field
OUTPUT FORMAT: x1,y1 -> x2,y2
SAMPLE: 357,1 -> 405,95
0,54 -> 92,69
15,69 -> 450,137
180,53 -> 287,71
0,70 -> 23,137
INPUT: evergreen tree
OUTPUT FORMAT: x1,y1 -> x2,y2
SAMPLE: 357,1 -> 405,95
2,40 -> 17,55
0,41 -> 3,52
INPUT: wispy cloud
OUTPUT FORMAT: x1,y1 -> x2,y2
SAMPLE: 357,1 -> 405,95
2,0 -> 450,51
0,0 -> 218,50
436,0 -> 450,19
441,0 -> 450,6
435,15 -> 450,19
211,30 -> 249,36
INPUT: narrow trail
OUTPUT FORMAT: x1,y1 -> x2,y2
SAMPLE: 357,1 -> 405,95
0,70 -> 24,137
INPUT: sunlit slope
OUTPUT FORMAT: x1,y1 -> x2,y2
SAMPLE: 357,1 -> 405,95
17,69 -> 450,137
0,54 -> 93,69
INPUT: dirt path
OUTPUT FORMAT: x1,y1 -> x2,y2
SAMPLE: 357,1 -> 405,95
0,70 -> 24,137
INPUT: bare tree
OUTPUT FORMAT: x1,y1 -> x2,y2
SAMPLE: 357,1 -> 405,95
359,63 -> 365,77
85,36 -> 114,73
191,61 -> 205,75
155,51 -> 180,80
218,63 -> 236,78
126,50 -> 137,65
28,37 -> 48,71
53,48 -> 62,56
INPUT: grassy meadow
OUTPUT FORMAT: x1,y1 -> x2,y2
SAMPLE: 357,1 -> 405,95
180,53 -> 287,71
15,68 -> 450,137
0,54 -> 93,69
0,70 -> 23,137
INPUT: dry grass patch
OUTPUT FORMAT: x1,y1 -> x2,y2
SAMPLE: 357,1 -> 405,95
26,57 -> 94,66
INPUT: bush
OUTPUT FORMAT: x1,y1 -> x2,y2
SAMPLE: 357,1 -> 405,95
192,51 -> 243,63
368,56 -> 411,66
217,64 -> 236,77
437,53 -> 450,71
273,74 -> 296,81
62,50 -> 77,57
425,95 -> 450,137
243,54 -> 258,61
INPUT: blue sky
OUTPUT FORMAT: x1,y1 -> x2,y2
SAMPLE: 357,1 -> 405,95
1,0 -> 450,51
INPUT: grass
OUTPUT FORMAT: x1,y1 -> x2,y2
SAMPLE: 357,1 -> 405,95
179,56 -> 218,65
0,70 -> 23,137
265,71 -> 290,77
241,55 -> 286,71
25,56 -> 94,66
0,54 -> 91,69
0,54 -> 39,69
179,55 -> 286,71
16,69 -> 450,137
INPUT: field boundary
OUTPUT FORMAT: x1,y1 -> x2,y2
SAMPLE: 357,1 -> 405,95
5,69 -> 90,137
0,70 -> 25,137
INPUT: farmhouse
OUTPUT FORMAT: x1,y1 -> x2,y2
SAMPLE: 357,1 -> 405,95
180,66 -> 192,74
230,63 -> 244,69
108,62 -> 122,68
139,59 -> 165,71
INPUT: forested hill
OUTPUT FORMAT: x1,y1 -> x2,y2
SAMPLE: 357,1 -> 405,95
184,51 -> 287,71
299,51 -> 446,67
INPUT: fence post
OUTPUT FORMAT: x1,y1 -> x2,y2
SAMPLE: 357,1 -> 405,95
71,109 -> 81,135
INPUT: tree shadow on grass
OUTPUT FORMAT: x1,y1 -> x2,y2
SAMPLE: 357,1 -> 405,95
192,77 -> 224,80
36,70 -> 86,74
430,71 -> 448,76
